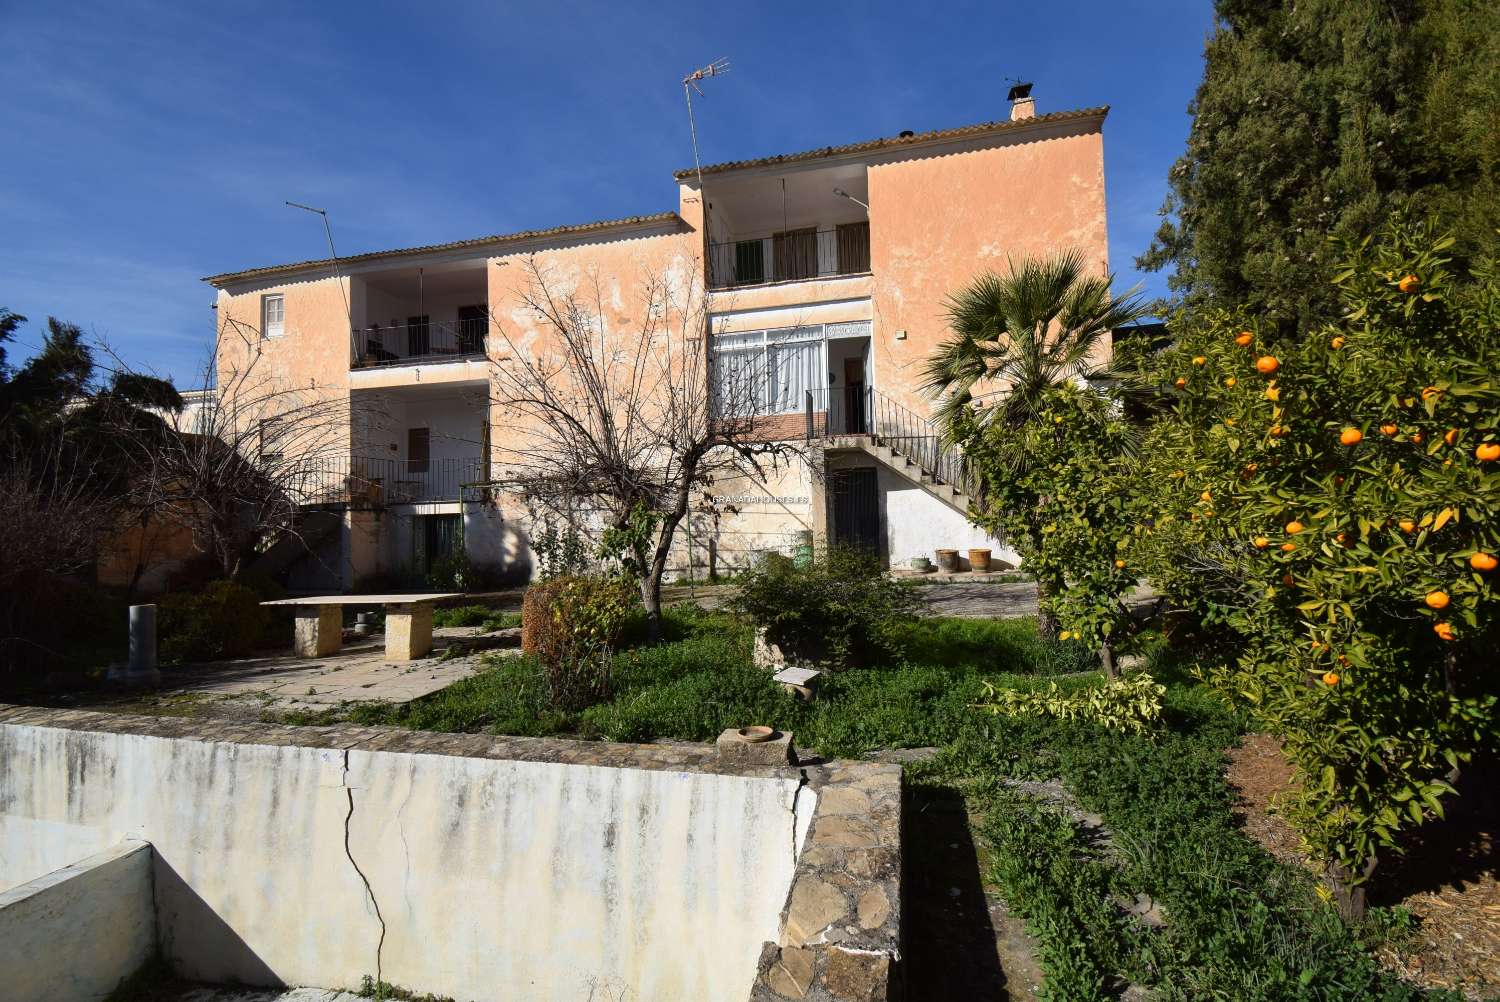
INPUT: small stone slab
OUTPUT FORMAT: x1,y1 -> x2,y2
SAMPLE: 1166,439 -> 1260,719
716,728 -> 796,767
773,667 -> 821,686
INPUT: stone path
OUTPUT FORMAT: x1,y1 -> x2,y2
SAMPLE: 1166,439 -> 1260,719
155,627 -> 515,715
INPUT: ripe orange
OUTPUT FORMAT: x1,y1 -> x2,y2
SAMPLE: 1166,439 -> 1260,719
1330,336 -> 1345,349
1285,520 -> 1304,534
1253,536 -> 1270,549
1235,332 -> 1253,347
1192,355 -> 1207,366
1380,423 -> 1399,436
1398,274 -> 1420,294
1322,671 -> 1340,686
1477,442 -> 1500,462
1410,432 -> 1424,445
1281,542 -> 1297,552
1269,424 -> 1286,437
1174,377 -> 1187,389
1399,519 -> 1417,533
1200,490 -> 1212,502
1443,428 -> 1459,446
1433,622 -> 1456,641
1425,590 -> 1450,610
1470,552 -> 1497,572
1114,559 -> 1126,569
1340,427 -> 1363,445
1256,356 -> 1280,374
1225,376 -> 1237,387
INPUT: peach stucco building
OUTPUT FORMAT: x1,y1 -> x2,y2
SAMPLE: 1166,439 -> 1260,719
204,93 -> 1110,590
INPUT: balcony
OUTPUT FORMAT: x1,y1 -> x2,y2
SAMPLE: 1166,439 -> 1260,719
354,316 -> 487,369
708,223 -> 870,291
283,455 -> 487,507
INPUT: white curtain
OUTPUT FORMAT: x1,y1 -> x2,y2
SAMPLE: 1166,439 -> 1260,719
712,347 -> 766,416
769,340 -> 820,414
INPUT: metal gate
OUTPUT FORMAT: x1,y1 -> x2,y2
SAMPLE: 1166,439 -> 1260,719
830,468 -> 880,552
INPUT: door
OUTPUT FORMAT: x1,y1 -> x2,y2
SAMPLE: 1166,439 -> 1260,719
423,514 -> 461,574
830,468 -> 880,553
457,304 -> 486,354
842,356 -> 867,434
772,227 -> 818,282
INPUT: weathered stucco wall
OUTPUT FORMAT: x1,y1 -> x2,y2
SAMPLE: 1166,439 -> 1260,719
0,840 -> 156,1002
0,708 -> 815,1002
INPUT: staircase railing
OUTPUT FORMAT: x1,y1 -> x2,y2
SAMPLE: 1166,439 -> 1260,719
804,387 -> 980,500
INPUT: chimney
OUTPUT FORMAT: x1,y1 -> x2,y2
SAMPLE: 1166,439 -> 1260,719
1008,82 -> 1035,121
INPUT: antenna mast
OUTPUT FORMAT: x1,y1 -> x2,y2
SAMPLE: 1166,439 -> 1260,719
285,201 -> 354,360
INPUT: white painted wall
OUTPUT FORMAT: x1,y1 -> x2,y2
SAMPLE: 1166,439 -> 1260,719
0,840 -> 156,1002
880,464 -> 1017,568
0,721 -> 813,1002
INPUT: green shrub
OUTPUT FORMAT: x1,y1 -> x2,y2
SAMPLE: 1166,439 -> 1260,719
158,578 -> 282,662
731,545 -> 922,667
521,575 -> 635,710
976,674 -> 1166,736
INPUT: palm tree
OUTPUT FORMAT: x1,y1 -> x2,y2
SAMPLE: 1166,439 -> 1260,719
923,250 -> 1148,638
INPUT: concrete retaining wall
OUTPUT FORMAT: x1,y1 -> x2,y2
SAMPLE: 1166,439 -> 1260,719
0,840 -> 156,1002
0,707 -> 817,1002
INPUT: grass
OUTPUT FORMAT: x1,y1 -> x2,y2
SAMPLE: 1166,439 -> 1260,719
431,604 -> 522,632
322,603 -> 1448,1000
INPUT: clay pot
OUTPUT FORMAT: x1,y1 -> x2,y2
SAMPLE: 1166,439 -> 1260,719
910,556 -> 934,572
968,548 -> 992,572
935,549 -> 960,573
737,726 -> 776,743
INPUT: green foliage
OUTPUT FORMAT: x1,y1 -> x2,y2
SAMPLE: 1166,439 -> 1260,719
730,545 -> 923,667
431,605 -> 520,632
597,500 -> 660,580
528,512 -> 592,580
1135,218 -> 1500,891
158,579 -> 283,662
520,575 -> 635,711
1140,0 -> 1500,327
977,674 -> 1166,736
956,384 -> 1143,656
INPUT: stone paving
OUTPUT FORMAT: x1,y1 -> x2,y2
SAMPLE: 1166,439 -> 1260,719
157,626 -> 516,714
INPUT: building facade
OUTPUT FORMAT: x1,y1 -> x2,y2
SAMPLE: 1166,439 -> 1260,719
204,94 -> 1110,590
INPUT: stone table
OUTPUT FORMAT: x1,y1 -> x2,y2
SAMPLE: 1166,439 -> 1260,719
260,593 -> 460,661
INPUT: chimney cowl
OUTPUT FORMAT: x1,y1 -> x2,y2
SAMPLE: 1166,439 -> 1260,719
1008,81 -> 1036,121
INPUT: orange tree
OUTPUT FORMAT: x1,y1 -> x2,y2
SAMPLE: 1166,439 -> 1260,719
958,382 -> 1142,675
1136,218 -> 1500,915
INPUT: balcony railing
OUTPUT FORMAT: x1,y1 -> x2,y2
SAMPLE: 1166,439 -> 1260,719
280,455 -> 487,506
708,223 -> 871,290
353,317 -> 487,368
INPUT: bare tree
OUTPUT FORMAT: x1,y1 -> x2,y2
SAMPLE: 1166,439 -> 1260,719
486,255 -> 798,641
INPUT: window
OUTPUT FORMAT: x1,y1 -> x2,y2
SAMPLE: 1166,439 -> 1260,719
733,240 -> 764,285
710,325 -> 825,416
258,418 -> 284,463
262,295 -> 285,338
836,222 -> 871,274
772,228 -> 818,282
407,427 -> 430,474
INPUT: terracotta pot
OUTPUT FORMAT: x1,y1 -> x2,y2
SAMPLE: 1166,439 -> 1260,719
737,726 -> 776,743
968,548 -> 992,572
935,548 -> 960,572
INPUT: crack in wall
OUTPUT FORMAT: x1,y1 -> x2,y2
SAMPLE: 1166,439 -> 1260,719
341,748 -> 387,991
788,768 -> 811,867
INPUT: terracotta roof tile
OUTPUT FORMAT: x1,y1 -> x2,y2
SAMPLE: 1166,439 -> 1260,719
203,211 -> 684,286
672,106 -> 1109,181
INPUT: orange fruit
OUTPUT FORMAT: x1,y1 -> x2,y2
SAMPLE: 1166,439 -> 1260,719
1380,423 -> 1399,436
1470,552 -> 1497,572
1410,432 -> 1424,445
1235,332 -> 1254,347
1330,336 -> 1345,349
1281,542 -> 1297,552
1398,274 -> 1420,294
1225,376 -> 1238,387
1433,622 -> 1456,641
1174,377 -> 1187,389
1253,536 -> 1270,549
1322,671 -> 1340,686
1256,356 -> 1280,374
1282,573 -> 1295,587
1200,490 -> 1212,501
1285,520 -> 1304,534
1192,355 -> 1207,366
1335,532 -> 1348,545
1269,424 -> 1286,437
1477,442 -> 1500,462
1114,559 -> 1126,569
1443,428 -> 1459,446
1340,427 -> 1363,445
1425,590 -> 1450,610
1399,519 -> 1417,533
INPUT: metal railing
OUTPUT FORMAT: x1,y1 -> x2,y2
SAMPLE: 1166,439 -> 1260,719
353,318 -> 487,367
708,224 -> 871,290
280,455 -> 486,506
804,386 -> 979,499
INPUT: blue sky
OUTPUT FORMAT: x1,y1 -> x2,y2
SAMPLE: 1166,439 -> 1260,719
1,0 -> 1213,387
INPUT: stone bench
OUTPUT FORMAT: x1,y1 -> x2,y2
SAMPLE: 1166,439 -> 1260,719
260,593 -> 461,662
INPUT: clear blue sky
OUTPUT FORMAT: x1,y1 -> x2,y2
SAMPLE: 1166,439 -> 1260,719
1,0 -> 1214,387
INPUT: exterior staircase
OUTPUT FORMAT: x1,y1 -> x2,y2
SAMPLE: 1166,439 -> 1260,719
245,508 -> 342,583
805,387 -> 978,517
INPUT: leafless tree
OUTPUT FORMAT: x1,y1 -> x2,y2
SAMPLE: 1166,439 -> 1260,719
105,329 -> 359,582
486,255 -> 799,640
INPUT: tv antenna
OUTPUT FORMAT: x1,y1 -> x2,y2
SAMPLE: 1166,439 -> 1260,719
285,200 -> 354,355
682,57 -> 729,190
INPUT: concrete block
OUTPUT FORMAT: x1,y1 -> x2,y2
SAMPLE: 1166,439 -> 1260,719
293,604 -> 342,657
716,728 -> 796,767
385,601 -> 434,661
